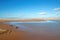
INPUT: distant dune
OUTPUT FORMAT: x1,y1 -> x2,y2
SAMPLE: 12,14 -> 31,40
0,19 -> 45,22
0,18 -> 60,22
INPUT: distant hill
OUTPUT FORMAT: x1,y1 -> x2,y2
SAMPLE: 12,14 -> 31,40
0,18 -> 60,22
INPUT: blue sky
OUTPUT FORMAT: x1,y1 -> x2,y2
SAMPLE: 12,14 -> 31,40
0,0 -> 60,19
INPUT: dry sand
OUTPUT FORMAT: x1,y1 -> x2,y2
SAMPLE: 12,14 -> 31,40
0,23 -> 60,40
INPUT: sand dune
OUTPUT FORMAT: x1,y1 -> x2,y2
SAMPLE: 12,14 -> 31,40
0,18 -> 60,22
0,19 -> 45,22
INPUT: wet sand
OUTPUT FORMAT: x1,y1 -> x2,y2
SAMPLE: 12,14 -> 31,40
0,23 -> 60,40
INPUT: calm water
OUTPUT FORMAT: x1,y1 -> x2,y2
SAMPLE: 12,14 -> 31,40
5,20 -> 60,35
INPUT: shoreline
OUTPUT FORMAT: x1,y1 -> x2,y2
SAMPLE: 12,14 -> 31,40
0,23 -> 60,40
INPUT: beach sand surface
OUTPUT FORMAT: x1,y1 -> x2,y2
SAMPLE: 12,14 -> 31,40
0,23 -> 60,40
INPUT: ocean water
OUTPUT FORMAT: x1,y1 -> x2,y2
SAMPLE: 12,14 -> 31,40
5,20 -> 60,35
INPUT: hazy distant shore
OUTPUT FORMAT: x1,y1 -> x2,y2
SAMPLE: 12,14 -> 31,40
0,19 -> 45,22
0,18 -> 60,22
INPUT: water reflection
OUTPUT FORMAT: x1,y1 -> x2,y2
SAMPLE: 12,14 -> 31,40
5,20 -> 60,35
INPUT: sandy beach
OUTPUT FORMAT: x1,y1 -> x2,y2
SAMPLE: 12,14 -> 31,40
0,22 -> 60,40
0,23 -> 30,40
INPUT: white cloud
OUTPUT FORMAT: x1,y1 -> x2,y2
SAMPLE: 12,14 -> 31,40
39,12 -> 47,15
53,8 -> 60,11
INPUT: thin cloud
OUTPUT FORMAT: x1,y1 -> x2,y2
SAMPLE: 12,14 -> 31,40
55,12 -> 60,14
53,8 -> 60,11
39,12 -> 47,15
53,8 -> 60,14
